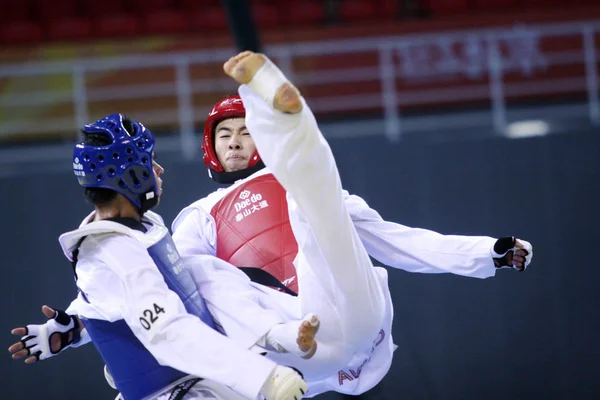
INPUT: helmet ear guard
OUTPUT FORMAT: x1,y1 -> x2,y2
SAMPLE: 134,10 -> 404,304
202,95 -> 263,183
73,113 -> 158,213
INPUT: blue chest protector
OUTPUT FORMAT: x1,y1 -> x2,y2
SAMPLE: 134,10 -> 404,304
77,217 -> 218,400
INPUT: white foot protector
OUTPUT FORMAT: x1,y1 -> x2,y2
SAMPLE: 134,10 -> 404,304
246,56 -> 299,109
259,313 -> 319,358
260,365 -> 307,400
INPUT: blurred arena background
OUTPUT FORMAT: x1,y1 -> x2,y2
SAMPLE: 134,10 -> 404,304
1,0 -> 599,399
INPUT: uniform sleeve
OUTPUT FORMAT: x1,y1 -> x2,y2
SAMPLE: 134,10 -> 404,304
91,235 -> 275,399
345,193 -> 498,279
64,296 -> 92,347
172,208 -> 217,258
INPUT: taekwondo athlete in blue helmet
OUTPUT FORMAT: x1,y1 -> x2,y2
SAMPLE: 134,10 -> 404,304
11,114 -> 307,400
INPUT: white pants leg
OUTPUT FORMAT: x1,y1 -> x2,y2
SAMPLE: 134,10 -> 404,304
239,86 -> 386,376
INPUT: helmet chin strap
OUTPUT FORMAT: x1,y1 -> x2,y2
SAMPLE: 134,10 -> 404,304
209,160 -> 266,184
138,190 -> 159,214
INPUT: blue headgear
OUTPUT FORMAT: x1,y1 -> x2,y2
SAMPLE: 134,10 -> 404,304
73,113 -> 158,213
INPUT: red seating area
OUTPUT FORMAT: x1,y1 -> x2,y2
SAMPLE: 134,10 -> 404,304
425,0 -> 568,15
0,0 -> 324,44
0,0 -> 585,45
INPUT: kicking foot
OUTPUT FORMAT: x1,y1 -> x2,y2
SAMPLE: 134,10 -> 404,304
223,51 -> 303,114
261,313 -> 320,360
296,314 -> 319,360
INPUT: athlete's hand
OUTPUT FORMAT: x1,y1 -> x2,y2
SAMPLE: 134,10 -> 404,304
492,237 -> 533,271
8,305 -> 81,364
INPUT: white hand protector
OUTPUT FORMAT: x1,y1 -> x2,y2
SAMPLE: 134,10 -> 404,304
260,365 -> 307,400
491,236 -> 533,271
20,309 -> 81,361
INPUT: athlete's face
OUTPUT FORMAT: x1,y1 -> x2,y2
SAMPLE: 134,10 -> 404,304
214,117 -> 257,172
152,154 -> 164,202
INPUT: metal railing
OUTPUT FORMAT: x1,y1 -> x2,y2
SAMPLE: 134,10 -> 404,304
0,19 -> 598,159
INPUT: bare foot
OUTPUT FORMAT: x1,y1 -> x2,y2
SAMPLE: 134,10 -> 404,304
223,51 -> 265,84
297,314 -> 319,360
273,82 -> 303,115
261,313 -> 320,359
223,51 -> 303,114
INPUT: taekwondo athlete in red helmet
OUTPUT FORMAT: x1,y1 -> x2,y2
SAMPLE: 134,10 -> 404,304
202,95 -> 264,183
170,52 -> 534,397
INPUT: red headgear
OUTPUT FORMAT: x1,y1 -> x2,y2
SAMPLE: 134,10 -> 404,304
202,95 -> 262,173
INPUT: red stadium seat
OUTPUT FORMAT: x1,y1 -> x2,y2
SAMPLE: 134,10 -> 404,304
380,0 -> 400,20
425,0 -> 470,15
133,0 -> 176,12
0,0 -> 41,44
0,20 -> 44,44
471,0 -> 518,11
34,0 -> 79,18
520,0 -> 564,5
339,0 -> 378,22
33,0 -> 91,42
94,14 -> 141,38
46,17 -> 91,41
181,0 -> 221,12
129,0 -> 189,35
81,0 -> 141,38
0,0 -> 34,22
83,0 -> 127,15
251,1 -> 281,30
280,1 -> 326,26
188,6 -> 228,32
142,10 -> 190,35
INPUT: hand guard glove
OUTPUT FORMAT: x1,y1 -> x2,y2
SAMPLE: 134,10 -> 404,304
492,236 -> 533,271
19,308 -> 81,361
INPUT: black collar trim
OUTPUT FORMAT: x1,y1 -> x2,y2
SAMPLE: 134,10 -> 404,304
210,161 -> 266,184
105,217 -> 148,233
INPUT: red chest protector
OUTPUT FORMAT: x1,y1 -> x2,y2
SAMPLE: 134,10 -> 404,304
210,174 -> 299,294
